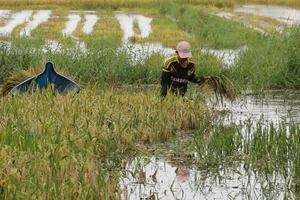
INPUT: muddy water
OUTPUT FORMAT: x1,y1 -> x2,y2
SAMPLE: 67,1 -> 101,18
120,156 -> 290,200
1,5 -> 300,200
0,5 -> 299,66
216,90 -> 300,125
235,5 -> 300,26
119,89 -> 300,200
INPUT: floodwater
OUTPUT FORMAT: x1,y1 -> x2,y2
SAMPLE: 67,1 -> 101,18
1,5 -> 300,200
235,5 -> 300,26
119,89 -> 300,200
20,10 -> 51,36
0,5 -> 299,65
219,90 -> 300,125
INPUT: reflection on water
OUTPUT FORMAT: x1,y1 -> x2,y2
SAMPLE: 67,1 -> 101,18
216,90 -> 300,125
201,46 -> 247,68
120,89 -> 300,199
120,156 -> 291,200
20,10 -> 51,36
0,10 -> 32,36
216,4 -> 300,34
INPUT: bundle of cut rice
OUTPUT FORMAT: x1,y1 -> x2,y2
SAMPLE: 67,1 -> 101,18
1,67 -> 41,97
202,75 -> 238,102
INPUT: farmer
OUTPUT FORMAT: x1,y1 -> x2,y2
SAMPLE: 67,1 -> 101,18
160,41 -> 205,97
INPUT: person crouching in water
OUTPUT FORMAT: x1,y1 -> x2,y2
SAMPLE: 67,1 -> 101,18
160,41 -> 205,97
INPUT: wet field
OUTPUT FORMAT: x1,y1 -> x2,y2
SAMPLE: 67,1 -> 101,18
117,88 -> 300,200
1,4 -> 300,200
0,5 -> 299,66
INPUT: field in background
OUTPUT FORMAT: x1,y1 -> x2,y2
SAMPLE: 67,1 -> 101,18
0,1 -> 300,199
1,0 -> 299,90
0,0 -> 300,9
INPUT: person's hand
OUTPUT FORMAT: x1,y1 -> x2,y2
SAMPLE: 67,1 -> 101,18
160,84 -> 168,97
196,76 -> 206,85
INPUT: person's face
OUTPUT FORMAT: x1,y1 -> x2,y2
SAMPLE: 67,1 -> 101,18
176,51 -> 188,63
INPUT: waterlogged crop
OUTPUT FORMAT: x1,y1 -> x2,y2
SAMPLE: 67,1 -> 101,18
0,0 -> 300,199
0,87 -> 210,198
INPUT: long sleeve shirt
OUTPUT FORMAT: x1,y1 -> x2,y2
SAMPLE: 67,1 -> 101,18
160,55 -> 202,97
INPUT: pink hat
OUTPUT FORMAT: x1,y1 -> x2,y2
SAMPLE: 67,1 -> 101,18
176,41 -> 192,58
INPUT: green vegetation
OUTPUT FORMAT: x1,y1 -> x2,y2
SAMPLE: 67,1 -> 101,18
0,0 -> 300,199
193,117 -> 300,198
229,27 -> 300,90
1,0 -> 300,10
1,1 -> 299,91
0,88 -> 208,199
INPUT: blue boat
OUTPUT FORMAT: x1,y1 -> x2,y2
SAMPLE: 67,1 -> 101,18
10,62 -> 79,95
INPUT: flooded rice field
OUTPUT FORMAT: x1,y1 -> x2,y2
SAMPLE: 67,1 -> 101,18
218,90 -> 300,125
0,5 -> 299,66
1,4 -> 300,200
119,89 -> 300,200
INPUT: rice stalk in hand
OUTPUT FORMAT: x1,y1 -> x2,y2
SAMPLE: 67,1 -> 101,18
202,75 -> 237,102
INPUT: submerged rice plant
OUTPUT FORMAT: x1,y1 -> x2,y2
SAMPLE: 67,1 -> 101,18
193,116 -> 300,198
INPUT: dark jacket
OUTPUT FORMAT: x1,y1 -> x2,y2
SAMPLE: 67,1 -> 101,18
160,55 -> 203,97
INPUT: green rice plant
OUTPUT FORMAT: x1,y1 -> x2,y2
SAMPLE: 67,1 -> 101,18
159,0 -> 263,49
0,1 -> 299,91
286,27 -> 300,87
229,26 -> 300,91
0,84 -> 210,198
31,9 -> 69,40
193,115 -> 300,198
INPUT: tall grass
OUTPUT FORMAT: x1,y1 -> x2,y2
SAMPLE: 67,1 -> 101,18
159,0 -> 263,49
229,26 -> 300,90
0,1 -> 299,199
0,42 -> 165,85
0,86 -> 209,198
1,1 -> 299,91
0,1 -> 262,89
193,116 -> 300,198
